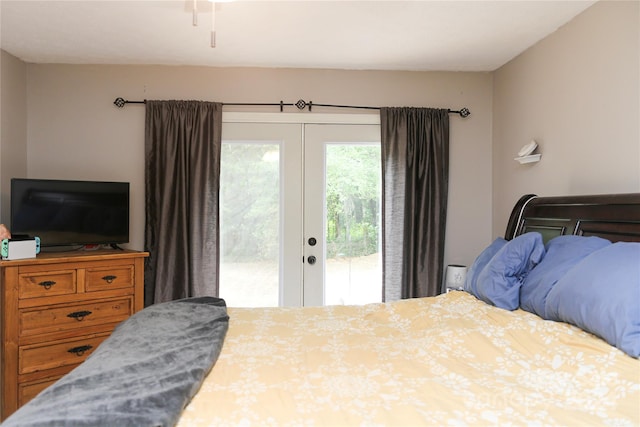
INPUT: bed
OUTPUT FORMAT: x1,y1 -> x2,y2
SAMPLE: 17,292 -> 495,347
3,193 -> 639,426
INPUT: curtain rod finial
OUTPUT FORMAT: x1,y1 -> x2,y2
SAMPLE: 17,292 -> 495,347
114,97 -> 126,108
459,107 -> 470,118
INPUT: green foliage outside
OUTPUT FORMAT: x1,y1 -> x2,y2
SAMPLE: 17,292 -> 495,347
325,144 -> 380,259
221,143 -> 380,262
221,143 -> 280,261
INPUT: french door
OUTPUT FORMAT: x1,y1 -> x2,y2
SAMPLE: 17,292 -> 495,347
219,117 -> 381,307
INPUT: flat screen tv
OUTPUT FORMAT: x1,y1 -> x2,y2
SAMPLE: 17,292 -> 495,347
10,178 -> 129,247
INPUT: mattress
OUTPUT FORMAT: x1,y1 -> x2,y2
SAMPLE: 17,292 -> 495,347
177,291 -> 640,426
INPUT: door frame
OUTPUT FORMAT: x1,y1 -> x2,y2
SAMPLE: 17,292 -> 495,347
223,112 -> 380,126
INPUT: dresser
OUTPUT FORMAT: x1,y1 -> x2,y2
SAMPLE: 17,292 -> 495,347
0,249 -> 148,420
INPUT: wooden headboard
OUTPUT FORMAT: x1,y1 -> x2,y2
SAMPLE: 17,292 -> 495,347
505,193 -> 640,244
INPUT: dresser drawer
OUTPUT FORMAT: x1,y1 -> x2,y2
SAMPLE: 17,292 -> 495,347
19,297 -> 132,337
19,334 -> 109,375
86,265 -> 134,292
19,377 -> 59,407
18,270 -> 77,299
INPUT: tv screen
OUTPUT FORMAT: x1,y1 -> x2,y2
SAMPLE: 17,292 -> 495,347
10,178 -> 130,247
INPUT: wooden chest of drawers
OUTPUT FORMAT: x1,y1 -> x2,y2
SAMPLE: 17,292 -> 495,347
0,250 -> 148,420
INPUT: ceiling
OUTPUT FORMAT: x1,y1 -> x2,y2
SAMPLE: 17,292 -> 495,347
1,0 -> 597,72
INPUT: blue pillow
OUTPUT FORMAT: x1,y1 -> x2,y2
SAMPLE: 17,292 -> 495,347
520,235 -> 611,318
464,237 -> 507,296
545,242 -> 640,358
475,232 -> 545,310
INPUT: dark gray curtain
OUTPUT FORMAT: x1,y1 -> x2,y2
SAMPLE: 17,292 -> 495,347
144,100 -> 222,306
380,107 -> 450,301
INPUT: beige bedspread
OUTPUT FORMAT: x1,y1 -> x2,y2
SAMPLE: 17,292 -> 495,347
177,291 -> 640,426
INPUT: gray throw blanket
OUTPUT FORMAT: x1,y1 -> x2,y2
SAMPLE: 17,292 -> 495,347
2,297 -> 229,427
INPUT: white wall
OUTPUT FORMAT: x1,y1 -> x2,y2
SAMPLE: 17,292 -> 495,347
0,51 -> 28,223
21,65 -> 493,267
492,0 -> 640,233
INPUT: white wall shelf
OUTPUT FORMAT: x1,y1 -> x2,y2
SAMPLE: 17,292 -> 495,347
514,154 -> 541,164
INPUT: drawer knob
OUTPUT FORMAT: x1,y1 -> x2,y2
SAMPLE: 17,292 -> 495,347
102,275 -> 117,284
38,280 -> 57,290
67,345 -> 93,357
67,310 -> 93,321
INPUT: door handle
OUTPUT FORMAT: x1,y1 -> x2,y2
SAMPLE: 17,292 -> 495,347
307,255 -> 316,265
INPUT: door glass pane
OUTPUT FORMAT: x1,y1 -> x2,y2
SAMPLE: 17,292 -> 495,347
324,143 -> 381,305
219,142 -> 280,307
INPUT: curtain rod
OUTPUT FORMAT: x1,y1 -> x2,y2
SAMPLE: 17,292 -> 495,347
113,97 -> 471,118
